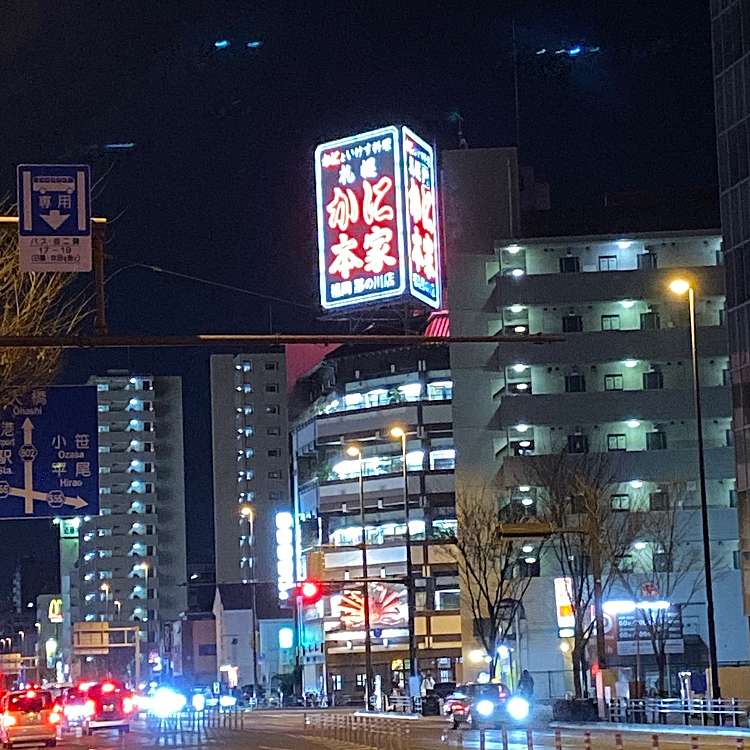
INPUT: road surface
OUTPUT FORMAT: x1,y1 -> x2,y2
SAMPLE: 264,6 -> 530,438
50,712 -> 750,750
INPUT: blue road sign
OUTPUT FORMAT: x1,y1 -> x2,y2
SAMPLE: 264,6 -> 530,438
0,386 -> 99,518
17,164 -> 92,272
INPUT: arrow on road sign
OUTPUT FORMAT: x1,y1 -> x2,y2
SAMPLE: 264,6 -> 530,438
40,210 -> 69,230
3,488 -> 87,510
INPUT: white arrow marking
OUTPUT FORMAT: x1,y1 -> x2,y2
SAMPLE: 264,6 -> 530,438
21,418 -> 34,515
5,487 -> 87,510
40,210 -> 69,230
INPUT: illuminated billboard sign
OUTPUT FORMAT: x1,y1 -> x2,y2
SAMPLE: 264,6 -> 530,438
315,126 -> 441,311
402,127 -> 440,308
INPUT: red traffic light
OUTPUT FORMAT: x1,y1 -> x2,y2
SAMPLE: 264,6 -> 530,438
298,580 -> 323,604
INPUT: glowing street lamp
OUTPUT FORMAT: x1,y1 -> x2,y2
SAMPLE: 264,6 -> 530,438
346,443 -> 374,710
669,277 -> 720,698
390,426 -> 418,695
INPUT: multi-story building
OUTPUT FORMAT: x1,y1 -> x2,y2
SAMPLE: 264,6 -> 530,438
76,373 -> 187,670
711,0 -> 750,611
449,228 -> 750,692
210,352 -> 291,586
290,343 -> 460,700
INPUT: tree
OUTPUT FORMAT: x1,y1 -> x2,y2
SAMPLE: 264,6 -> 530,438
531,451 -> 642,698
0,211 -> 87,408
452,484 -> 536,680
614,484 -> 704,695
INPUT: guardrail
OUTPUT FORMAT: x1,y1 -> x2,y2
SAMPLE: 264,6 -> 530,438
304,712 -> 411,750
608,698 -> 750,727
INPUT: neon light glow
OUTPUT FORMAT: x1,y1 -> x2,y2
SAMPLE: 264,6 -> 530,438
315,125 -> 441,310
315,126 -> 406,309
402,126 -> 441,308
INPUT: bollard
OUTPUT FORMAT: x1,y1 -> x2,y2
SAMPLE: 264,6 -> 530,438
615,731 -> 624,750
479,729 -> 486,750
501,726 -> 509,750
583,731 -> 592,750
652,734 -> 660,749
554,728 -> 562,750
526,727 -> 534,749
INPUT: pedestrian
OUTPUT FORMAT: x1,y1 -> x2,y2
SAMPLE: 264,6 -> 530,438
518,669 -> 535,699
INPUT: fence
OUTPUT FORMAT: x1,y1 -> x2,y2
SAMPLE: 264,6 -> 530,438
304,712 -> 412,750
608,698 -> 750,728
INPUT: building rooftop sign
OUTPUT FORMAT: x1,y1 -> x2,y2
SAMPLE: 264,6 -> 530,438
315,126 -> 441,311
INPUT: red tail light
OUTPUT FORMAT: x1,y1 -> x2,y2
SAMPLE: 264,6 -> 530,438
101,682 -> 115,694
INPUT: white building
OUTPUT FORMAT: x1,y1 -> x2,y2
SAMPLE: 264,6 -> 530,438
210,352 -> 291,587
449,224 -> 750,694
75,373 -> 187,673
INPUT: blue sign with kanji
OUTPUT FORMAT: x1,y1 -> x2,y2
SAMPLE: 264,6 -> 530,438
17,164 -> 92,272
0,386 -> 99,518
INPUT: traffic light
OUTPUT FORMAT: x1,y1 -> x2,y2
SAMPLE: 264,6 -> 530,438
296,579 -> 323,605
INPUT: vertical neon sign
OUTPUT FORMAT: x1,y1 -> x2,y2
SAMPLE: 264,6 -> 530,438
402,127 -> 441,309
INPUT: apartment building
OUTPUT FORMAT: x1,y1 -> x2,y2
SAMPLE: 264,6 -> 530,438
449,230 -> 750,692
211,352 -> 290,586
290,344 -> 460,700
76,373 -> 187,667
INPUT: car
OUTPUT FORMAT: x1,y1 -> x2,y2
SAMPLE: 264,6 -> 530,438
0,689 -> 59,748
448,682 -> 529,729
81,680 -> 134,735
59,685 -> 93,728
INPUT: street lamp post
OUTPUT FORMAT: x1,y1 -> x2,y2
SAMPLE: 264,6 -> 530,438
390,427 -> 418,697
347,444 -> 375,710
17,630 -> 24,656
114,600 -> 122,620
101,583 -> 111,621
240,504 -> 260,701
669,278 -> 721,698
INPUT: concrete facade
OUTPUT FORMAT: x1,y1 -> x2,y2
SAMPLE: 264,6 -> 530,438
211,353 -> 290,587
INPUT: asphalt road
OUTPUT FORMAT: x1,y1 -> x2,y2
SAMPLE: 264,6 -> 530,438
48,713 -> 750,750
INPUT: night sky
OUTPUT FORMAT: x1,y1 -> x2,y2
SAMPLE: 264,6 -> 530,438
0,1 -> 718,604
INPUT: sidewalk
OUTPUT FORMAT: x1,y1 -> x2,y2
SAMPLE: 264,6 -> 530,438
551,721 -> 750,738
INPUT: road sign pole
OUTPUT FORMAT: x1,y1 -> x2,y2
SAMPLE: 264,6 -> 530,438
93,222 -> 107,335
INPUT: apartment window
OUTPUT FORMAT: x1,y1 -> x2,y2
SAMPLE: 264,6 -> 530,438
598,255 -> 617,271
198,644 -> 217,656
562,314 -> 583,333
266,427 -> 281,436
649,491 -> 669,511
567,434 -> 589,454
265,405 -> 280,415
331,675 -> 342,691
601,314 -> 621,331
637,252 -> 657,270
267,448 -> 281,457
646,431 -> 667,450
734,550 -> 741,570
640,311 -> 660,330
643,370 -> 664,390
607,434 -> 627,451
611,494 -> 631,511
565,373 -> 586,393
265,383 -> 279,393
264,361 -> 279,371
434,589 -> 461,610
604,374 -> 624,391
356,674 -> 367,687
559,256 -> 580,273
726,429 -> 734,447
268,470 -> 282,479
518,558 -> 541,578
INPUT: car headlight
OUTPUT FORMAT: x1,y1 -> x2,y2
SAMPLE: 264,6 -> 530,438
476,699 -> 494,717
507,695 -> 530,721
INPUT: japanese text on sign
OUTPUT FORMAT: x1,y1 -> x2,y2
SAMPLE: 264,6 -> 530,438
315,126 -> 406,309
402,127 -> 441,308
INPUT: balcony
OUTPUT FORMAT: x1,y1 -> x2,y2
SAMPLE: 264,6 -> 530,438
491,326 -> 728,366
495,265 -> 725,307
498,386 -> 730,427
500,446 -> 736,485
